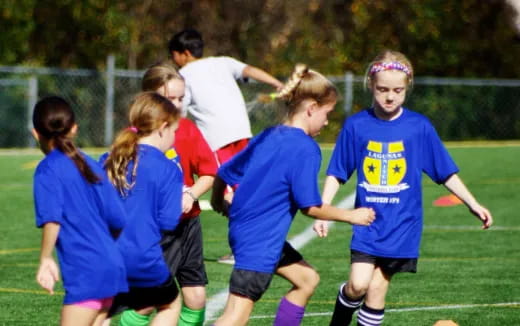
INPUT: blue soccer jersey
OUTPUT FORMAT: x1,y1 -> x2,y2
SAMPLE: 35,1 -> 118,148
33,149 -> 128,304
327,108 -> 459,258
218,125 -> 323,273
102,144 -> 183,287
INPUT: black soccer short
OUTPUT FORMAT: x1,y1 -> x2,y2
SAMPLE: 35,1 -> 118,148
351,249 -> 418,275
276,241 -> 304,268
109,276 -> 179,315
161,216 -> 208,287
229,241 -> 304,301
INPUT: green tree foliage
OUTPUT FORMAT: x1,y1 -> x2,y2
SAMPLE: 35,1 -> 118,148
1,0 -> 519,76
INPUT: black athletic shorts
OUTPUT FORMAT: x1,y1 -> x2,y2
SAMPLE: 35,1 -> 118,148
276,241 -> 304,268
229,241 -> 304,301
109,276 -> 179,315
351,249 -> 418,275
161,216 -> 208,287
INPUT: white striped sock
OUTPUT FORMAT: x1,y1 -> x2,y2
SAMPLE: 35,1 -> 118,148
357,305 -> 384,326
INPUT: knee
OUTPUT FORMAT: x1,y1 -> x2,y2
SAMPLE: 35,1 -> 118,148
182,286 -> 206,310
298,269 -> 320,296
346,280 -> 369,298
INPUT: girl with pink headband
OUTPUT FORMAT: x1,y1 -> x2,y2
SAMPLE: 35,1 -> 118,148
314,50 -> 493,326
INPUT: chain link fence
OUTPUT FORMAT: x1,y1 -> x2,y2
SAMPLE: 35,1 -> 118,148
1,61 -> 519,148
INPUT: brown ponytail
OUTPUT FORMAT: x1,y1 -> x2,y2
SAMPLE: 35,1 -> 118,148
33,96 -> 100,184
104,92 -> 180,196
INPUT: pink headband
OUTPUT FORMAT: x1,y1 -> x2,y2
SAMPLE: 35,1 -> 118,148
369,61 -> 411,76
127,126 -> 138,133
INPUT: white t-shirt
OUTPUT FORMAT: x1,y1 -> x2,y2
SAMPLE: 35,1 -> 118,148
180,56 -> 252,151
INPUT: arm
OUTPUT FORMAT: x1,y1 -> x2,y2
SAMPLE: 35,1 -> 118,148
211,175 -> 231,216
313,176 -> 342,237
36,222 -> 60,294
243,65 -> 284,90
182,175 -> 215,213
303,204 -> 375,226
443,174 -> 493,229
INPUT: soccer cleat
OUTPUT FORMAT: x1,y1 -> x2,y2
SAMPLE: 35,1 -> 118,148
217,254 -> 235,265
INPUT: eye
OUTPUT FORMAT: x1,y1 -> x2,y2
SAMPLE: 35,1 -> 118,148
394,88 -> 405,93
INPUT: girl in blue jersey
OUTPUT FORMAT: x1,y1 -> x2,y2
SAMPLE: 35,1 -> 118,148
103,92 -> 184,325
32,96 -> 128,326
315,50 -> 493,326
210,64 -> 376,326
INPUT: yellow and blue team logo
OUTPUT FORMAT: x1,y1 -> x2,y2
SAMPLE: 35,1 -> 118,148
361,140 -> 409,193
165,148 -> 183,173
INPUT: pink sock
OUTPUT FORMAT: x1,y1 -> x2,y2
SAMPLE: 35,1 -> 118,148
273,297 -> 305,326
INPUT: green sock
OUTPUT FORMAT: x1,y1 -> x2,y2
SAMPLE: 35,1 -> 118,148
178,305 -> 205,326
119,309 -> 151,326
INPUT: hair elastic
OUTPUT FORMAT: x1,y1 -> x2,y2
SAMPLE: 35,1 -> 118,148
369,61 -> 411,76
127,126 -> 139,133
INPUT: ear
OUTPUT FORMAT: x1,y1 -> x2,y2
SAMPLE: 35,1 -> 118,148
159,121 -> 169,137
31,128 -> 40,142
306,100 -> 319,116
69,124 -> 78,137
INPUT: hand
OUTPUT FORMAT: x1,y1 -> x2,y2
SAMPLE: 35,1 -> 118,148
313,220 -> 329,237
349,207 -> 376,226
469,203 -> 493,229
36,257 -> 60,294
211,192 -> 232,217
182,192 -> 195,213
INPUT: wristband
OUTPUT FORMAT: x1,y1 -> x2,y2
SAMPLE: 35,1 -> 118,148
184,189 -> 198,201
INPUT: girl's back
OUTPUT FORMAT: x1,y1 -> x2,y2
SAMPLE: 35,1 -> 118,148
34,149 -> 127,304
219,125 -> 322,273
113,144 -> 183,287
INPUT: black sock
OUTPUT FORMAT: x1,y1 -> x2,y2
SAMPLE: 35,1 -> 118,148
357,303 -> 384,326
330,282 -> 364,326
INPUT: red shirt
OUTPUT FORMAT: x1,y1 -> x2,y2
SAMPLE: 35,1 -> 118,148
172,118 -> 218,219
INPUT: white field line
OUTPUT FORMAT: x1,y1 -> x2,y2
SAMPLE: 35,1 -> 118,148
246,302 -> 520,320
204,193 -> 356,323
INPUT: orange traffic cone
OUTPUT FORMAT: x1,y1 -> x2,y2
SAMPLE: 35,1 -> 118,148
433,194 -> 463,207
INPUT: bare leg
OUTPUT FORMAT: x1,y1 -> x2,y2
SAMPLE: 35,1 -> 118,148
150,295 -> 182,326
60,305 -> 99,326
213,293 -> 254,326
275,260 -> 320,306
364,266 -> 392,310
181,285 -> 206,310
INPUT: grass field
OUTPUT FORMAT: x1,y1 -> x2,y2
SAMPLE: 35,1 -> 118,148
0,144 -> 519,325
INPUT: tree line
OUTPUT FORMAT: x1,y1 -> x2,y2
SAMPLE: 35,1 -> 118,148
1,0 -> 519,77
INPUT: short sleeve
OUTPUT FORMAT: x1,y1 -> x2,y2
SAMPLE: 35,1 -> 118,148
327,120 -> 356,183
422,122 -> 459,184
289,148 -> 323,209
33,165 -> 63,227
194,127 -> 218,176
221,57 -> 247,80
157,161 -> 183,231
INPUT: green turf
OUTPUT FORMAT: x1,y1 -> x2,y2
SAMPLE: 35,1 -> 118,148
0,144 -> 518,325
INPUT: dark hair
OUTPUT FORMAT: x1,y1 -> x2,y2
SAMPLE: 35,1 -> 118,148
33,96 -> 100,183
168,28 -> 204,58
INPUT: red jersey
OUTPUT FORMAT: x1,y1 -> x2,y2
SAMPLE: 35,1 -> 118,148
173,118 -> 218,219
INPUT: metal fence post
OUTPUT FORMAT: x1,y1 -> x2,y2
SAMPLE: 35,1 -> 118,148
105,55 -> 115,146
27,76 -> 38,147
344,71 -> 353,114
